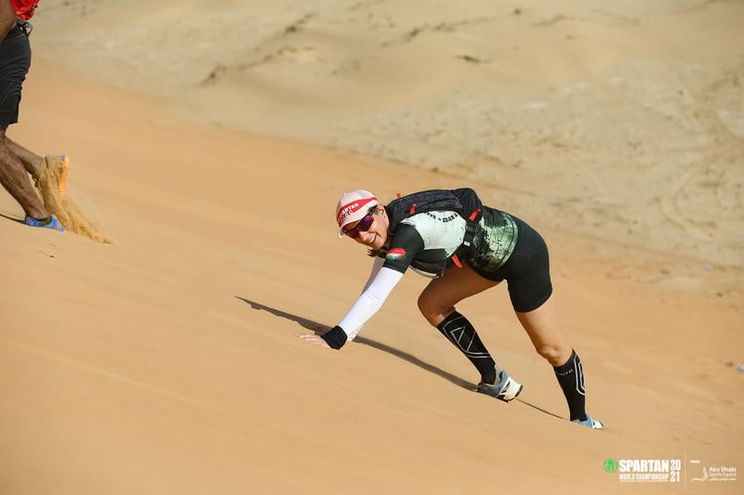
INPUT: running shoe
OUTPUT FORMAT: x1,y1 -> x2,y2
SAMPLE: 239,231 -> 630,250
476,369 -> 523,402
573,415 -> 604,429
24,214 -> 65,232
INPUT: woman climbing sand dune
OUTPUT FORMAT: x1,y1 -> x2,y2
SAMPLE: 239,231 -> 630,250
301,188 -> 603,429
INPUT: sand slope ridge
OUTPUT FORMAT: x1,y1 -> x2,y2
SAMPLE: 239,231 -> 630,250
33,0 -> 744,265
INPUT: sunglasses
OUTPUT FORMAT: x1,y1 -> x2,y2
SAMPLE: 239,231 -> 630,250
343,207 -> 377,238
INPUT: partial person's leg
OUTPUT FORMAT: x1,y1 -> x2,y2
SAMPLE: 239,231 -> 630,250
0,20 -> 51,221
505,216 -> 601,426
5,137 -> 69,202
418,264 -> 504,385
0,129 -> 48,219
4,136 -> 43,176
418,263 -> 499,326
516,298 -> 592,423
515,297 -> 571,366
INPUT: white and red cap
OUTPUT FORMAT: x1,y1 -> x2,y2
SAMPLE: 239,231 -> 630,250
335,189 -> 379,237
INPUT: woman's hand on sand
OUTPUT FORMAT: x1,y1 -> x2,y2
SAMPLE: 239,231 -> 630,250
297,333 -> 331,349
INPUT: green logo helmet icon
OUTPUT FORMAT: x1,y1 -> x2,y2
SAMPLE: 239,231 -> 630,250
604,458 -> 618,473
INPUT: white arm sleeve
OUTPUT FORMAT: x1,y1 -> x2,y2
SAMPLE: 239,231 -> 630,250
361,256 -> 385,293
337,266 -> 404,341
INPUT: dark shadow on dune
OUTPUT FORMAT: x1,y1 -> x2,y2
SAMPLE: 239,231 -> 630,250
236,296 -> 567,420
514,399 -> 565,420
236,296 -> 475,390
0,213 -> 24,224
236,296 -> 330,334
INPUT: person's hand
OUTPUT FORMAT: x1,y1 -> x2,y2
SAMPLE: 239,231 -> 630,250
297,333 -> 331,349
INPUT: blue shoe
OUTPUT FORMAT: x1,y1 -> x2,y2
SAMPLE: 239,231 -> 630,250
573,414 -> 604,429
24,214 -> 65,232
476,369 -> 523,402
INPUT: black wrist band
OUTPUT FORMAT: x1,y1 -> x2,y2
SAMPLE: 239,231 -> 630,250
321,325 -> 348,350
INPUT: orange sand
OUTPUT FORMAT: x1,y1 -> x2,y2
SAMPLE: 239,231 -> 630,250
1,1 -> 743,493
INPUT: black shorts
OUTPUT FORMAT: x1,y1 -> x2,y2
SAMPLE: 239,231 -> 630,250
471,215 -> 553,313
0,26 -> 31,131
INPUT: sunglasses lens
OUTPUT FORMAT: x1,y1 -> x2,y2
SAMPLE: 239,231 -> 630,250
357,214 -> 375,232
344,212 -> 375,238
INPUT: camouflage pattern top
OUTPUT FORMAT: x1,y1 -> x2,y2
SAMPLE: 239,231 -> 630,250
379,206 -> 519,278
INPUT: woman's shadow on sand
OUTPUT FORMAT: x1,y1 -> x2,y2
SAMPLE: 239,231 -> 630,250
236,296 -> 564,421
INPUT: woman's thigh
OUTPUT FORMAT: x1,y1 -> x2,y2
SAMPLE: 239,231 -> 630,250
418,263 -> 500,326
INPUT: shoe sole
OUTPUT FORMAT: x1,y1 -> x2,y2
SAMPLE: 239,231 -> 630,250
572,417 -> 605,429
501,383 -> 524,402
477,379 -> 524,402
498,376 -> 524,401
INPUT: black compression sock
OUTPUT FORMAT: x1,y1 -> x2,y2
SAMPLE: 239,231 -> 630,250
553,349 -> 587,421
436,311 -> 498,384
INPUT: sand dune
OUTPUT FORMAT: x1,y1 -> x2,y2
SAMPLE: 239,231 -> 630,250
1,1 -> 743,494
33,0 -> 744,265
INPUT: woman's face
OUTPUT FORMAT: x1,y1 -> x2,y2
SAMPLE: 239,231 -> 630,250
344,205 -> 388,250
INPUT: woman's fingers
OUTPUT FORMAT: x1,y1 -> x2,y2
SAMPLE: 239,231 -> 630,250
297,333 -> 331,348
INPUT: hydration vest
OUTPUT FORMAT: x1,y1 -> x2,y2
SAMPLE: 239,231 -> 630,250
385,188 -> 483,276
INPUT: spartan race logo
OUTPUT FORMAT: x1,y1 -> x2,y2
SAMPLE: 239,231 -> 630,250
604,458 -> 682,483
337,202 -> 360,222
605,457 -> 738,485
